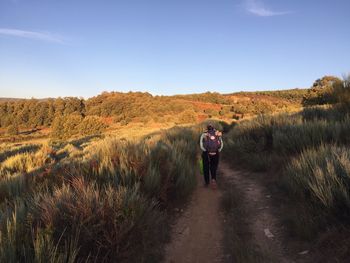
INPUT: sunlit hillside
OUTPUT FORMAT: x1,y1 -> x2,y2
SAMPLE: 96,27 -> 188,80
0,87 -> 308,144
1,75 -> 350,262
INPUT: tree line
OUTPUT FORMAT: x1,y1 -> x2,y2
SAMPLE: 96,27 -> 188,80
1,75 -> 346,138
0,92 -> 199,131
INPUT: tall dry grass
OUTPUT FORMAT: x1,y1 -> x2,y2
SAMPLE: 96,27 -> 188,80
0,144 -> 56,174
282,145 -> 350,239
0,125 -> 200,262
224,110 -> 350,171
0,144 -> 40,163
223,87 -> 350,259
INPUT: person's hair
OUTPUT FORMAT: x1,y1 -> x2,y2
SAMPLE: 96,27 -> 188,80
207,124 -> 214,131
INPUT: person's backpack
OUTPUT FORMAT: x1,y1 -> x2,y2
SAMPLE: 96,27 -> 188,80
204,129 -> 221,153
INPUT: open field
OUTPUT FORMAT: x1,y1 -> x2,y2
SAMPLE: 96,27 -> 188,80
0,75 -> 349,262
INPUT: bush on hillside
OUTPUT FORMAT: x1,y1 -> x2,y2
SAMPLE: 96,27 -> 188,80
78,116 -> 107,136
334,75 -> 350,107
51,116 -> 65,139
302,76 -> 342,106
51,115 -> 107,139
63,114 -> 84,138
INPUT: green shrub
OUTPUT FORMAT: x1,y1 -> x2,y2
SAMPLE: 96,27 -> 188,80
334,75 -> 350,107
50,116 -> 65,139
302,76 -> 342,106
78,116 -> 107,136
51,115 -> 106,139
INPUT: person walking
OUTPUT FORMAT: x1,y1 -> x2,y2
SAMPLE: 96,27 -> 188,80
200,124 -> 223,188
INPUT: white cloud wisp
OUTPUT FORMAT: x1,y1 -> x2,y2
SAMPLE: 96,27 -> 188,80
0,28 -> 66,44
245,0 -> 291,17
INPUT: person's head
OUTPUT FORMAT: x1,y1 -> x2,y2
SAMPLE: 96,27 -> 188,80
207,124 -> 214,131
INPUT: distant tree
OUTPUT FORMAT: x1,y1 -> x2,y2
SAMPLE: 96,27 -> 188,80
333,75 -> 350,107
78,116 -> 107,136
45,101 -> 55,126
63,114 -> 84,137
303,76 -> 342,106
64,97 -> 85,116
54,98 -> 66,117
17,107 -> 29,125
51,116 -> 65,139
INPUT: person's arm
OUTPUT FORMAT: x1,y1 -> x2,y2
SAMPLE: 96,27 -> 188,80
219,137 -> 223,152
199,133 -> 206,151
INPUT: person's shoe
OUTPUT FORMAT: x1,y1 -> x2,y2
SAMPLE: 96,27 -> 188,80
204,182 -> 209,187
211,179 -> 217,189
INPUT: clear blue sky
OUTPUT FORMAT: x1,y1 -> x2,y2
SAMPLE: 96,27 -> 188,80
0,0 -> 349,98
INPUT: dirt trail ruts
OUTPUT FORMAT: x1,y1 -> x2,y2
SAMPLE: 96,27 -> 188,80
220,161 -> 295,263
164,173 -> 224,263
164,160 -> 300,263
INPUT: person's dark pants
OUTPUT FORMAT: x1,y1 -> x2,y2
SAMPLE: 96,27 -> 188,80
202,151 -> 220,185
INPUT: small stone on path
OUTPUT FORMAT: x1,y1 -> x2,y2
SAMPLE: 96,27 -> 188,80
264,228 -> 274,238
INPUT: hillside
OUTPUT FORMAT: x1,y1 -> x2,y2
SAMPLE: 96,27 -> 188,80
0,88 -> 308,138
1,75 -> 349,262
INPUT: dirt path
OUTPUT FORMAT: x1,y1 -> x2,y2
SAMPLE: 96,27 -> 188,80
219,161 -> 295,263
164,173 -> 224,263
164,161 -> 300,263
